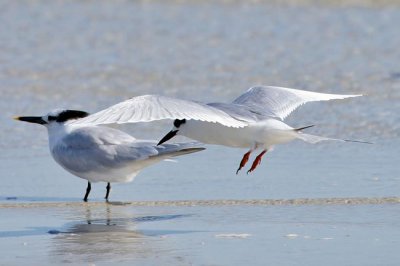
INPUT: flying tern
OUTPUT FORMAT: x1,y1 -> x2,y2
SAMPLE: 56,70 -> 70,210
14,109 -> 204,201
61,86 -> 368,175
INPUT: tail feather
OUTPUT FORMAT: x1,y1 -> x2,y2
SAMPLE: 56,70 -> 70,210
297,133 -> 340,144
343,139 -> 373,144
297,133 -> 372,144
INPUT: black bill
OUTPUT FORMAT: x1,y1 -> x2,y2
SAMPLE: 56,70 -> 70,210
14,116 -> 47,125
157,130 -> 178,146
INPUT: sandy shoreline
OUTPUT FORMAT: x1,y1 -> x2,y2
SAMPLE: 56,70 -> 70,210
1,196 -> 399,208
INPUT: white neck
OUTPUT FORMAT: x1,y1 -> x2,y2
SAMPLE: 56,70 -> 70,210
46,123 -> 72,151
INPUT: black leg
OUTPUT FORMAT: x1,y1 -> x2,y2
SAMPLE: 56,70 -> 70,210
83,181 -> 91,202
105,182 -> 111,201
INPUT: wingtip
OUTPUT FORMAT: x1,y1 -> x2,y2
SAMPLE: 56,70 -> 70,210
341,94 -> 362,98
333,94 -> 362,100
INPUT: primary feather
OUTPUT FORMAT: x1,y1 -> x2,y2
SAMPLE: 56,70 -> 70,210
68,86 -> 361,127
69,95 -> 247,128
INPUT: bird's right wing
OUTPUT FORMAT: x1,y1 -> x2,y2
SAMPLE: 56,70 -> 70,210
69,95 -> 248,128
232,86 -> 361,121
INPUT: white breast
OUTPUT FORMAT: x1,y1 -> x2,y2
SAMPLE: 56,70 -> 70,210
179,120 -> 254,148
179,119 -> 298,149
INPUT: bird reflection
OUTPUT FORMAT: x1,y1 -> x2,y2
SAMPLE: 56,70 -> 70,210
49,204 -> 194,264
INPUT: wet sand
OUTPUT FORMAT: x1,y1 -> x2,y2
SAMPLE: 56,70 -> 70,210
1,199 -> 400,265
1,196 -> 400,208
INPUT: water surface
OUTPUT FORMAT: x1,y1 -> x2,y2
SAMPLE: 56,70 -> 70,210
0,0 -> 399,265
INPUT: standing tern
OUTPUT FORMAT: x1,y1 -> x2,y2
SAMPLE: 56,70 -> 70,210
14,109 -> 204,201
64,86 -> 368,174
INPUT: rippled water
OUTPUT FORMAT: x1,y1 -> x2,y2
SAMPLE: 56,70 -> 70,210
2,1 -> 400,147
0,1 -> 399,265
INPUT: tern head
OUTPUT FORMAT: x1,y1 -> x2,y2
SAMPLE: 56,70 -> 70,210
157,119 -> 186,145
14,109 -> 89,126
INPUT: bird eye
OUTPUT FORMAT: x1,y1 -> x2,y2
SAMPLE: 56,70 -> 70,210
174,119 -> 186,128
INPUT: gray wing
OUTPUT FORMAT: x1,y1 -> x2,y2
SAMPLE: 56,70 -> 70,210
51,127 -> 159,173
206,102 -> 261,122
232,86 -> 361,121
51,127 -> 204,173
153,142 -> 205,157
68,95 -> 247,128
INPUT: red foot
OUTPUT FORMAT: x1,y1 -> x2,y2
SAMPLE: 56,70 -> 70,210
247,150 -> 267,174
236,151 -> 252,174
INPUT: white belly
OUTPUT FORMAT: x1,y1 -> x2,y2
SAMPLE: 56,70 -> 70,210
51,147 -> 162,184
180,119 -> 298,149
52,156 -> 141,183
180,120 -> 253,148
74,166 -> 140,183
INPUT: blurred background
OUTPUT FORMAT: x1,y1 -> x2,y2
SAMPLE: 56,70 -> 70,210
0,0 -> 399,201
1,1 -> 400,265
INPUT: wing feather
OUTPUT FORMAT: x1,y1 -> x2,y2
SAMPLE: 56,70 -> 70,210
68,95 -> 248,128
232,86 -> 361,120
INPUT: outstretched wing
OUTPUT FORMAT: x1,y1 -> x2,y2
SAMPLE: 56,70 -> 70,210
232,86 -> 361,121
68,95 -> 248,128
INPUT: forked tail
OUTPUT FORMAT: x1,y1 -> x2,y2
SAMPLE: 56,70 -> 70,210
296,133 -> 340,144
295,126 -> 372,144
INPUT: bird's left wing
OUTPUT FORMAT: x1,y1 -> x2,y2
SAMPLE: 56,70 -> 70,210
68,95 -> 248,128
232,86 -> 361,121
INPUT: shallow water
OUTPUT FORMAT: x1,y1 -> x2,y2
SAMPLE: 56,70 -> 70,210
1,203 -> 400,265
1,0 -> 399,265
